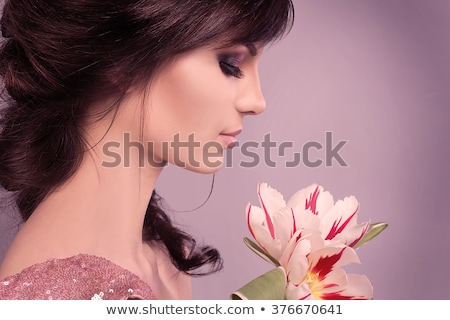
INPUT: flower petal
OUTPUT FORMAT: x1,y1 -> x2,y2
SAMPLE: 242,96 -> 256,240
291,207 -> 321,235
272,207 -> 296,250
345,222 -> 370,247
320,196 -> 360,241
319,267 -> 348,292
320,274 -> 373,300
285,238 -> 310,284
257,183 -> 286,239
246,204 -> 283,258
339,274 -> 373,299
286,282 -> 313,300
279,228 -> 320,268
308,246 -> 360,282
288,184 -> 334,217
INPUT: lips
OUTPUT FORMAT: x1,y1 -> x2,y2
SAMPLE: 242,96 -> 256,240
220,129 -> 242,137
219,129 -> 242,148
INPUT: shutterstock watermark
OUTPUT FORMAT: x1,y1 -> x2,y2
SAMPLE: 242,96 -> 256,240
101,132 -> 349,169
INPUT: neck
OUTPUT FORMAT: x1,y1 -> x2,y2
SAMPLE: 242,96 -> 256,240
12,88 -> 167,267
25,145 -> 164,264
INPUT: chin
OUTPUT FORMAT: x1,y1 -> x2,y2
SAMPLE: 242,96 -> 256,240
174,155 -> 225,174
184,161 -> 224,174
167,149 -> 226,174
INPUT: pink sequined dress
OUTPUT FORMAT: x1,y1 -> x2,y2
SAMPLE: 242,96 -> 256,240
0,254 -> 157,300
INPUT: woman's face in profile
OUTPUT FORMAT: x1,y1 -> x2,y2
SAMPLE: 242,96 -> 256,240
136,43 -> 266,173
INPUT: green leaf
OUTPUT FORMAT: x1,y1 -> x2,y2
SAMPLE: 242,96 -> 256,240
354,222 -> 388,249
231,267 -> 286,300
243,237 -> 280,267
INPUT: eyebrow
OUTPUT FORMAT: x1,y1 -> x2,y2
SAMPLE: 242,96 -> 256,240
213,42 -> 259,56
245,43 -> 258,56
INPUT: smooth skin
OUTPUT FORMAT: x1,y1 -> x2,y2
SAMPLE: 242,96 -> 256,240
0,43 -> 266,299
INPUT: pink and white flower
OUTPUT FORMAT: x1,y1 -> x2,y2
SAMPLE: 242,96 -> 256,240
246,183 -> 369,261
243,182 -> 379,300
288,184 -> 370,247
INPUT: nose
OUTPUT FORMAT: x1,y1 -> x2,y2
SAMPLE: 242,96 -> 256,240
235,69 -> 266,115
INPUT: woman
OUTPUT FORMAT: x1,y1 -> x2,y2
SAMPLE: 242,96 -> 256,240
0,0 -> 294,299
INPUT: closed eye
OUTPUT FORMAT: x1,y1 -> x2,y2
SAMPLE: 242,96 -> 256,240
218,53 -> 245,78
219,60 -> 243,78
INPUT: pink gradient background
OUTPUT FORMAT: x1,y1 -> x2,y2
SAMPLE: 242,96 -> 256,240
1,0 -> 450,299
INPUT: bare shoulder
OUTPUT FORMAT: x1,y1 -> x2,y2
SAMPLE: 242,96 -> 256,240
0,218 -> 73,280
0,243 -> 40,280
0,245 -> 61,281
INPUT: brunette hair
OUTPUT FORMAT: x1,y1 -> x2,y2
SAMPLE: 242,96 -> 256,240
0,0 -> 294,275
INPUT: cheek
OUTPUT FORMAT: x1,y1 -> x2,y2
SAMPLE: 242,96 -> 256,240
173,61 -> 231,113
141,60 -> 234,165
150,61 -> 234,138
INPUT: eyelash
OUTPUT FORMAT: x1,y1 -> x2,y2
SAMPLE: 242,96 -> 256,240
219,56 -> 244,78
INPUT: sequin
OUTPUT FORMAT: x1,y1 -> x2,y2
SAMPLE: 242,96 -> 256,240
0,254 -> 157,300
91,293 -> 103,300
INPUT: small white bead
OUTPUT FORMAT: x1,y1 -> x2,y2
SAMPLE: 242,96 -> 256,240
91,294 -> 103,300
